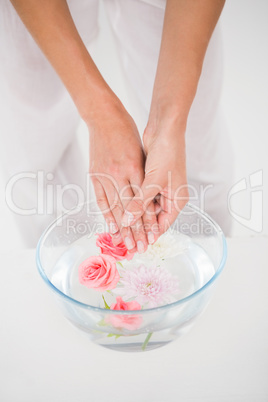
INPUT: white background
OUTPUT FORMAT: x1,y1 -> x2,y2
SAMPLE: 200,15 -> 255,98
0,0 -> 267,252
1,238 -> 268,401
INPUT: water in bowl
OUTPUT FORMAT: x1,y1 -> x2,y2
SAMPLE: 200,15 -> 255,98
50,234 -> 215,352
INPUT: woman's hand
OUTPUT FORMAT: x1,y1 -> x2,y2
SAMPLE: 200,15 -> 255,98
9,0 -> 159,251
88,100 -> 158,253
121,0 -> 225,235
10,0 -> 224,247
121,116 -> 189,234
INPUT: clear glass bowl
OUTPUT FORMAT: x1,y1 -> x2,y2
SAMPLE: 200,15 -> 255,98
36,202 -> 227,352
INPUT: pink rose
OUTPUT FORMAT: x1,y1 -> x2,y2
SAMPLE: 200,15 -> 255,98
108,296 -> 142,330
78,254 -> 120,291
96,232 -> 134,261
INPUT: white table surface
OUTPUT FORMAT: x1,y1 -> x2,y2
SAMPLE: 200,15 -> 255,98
1,237 -> 268,402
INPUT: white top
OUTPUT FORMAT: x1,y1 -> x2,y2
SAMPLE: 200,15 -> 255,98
141,0 -> 166,9
1,237 -> 268,401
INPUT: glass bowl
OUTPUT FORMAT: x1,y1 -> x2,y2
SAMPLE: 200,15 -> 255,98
36,202 -> 227,352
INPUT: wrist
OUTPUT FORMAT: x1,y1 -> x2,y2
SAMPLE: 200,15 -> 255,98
143,109 -> 187,154
79,87 -> 124,129
147,63 -> 201,137
64,44 -> 124,126
146,102 -> 187,140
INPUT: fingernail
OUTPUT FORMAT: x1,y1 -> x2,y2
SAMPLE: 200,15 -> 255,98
121,211 -> 135,227
152,223 -> 160,234
125,236 -> 134,250
109,222 -> 118,234
137,240 -> 145,254
147,231 -> 155,245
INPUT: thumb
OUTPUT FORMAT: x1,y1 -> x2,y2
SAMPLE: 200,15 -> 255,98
121,177 -> 162,227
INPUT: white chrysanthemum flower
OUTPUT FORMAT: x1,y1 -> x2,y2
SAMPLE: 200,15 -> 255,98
139,231 -> 190,262
113,264 -> 179,308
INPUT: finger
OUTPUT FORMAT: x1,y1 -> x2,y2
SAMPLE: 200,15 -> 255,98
92,178 -> 119,235
153,195 -> 162,215
129,217 -> 148,253
100,177 -> 135,250
157,203 -> 179,235
157,193 -> 188,235
158,193 -> 173,216
142,200 -> 160,245
121,174 -> 164,227
120,181 -> 148,253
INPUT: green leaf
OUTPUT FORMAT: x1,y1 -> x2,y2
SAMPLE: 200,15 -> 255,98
117,261 -> 124,268
107,333 -> 122,339
102,294 -> 110,309
98,319 -> 107,327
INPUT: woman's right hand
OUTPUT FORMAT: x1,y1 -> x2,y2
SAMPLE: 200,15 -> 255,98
88,98 -> 159,254
9,0 -> 159,251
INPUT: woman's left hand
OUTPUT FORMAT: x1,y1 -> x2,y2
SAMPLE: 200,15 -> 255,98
121,118 -> 189,235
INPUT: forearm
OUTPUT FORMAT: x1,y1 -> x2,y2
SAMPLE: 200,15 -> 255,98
148,0 -> 225,131
10,0 -> 119,123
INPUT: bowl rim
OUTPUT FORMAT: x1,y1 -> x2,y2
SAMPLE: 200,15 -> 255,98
36,202 -> 227,315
